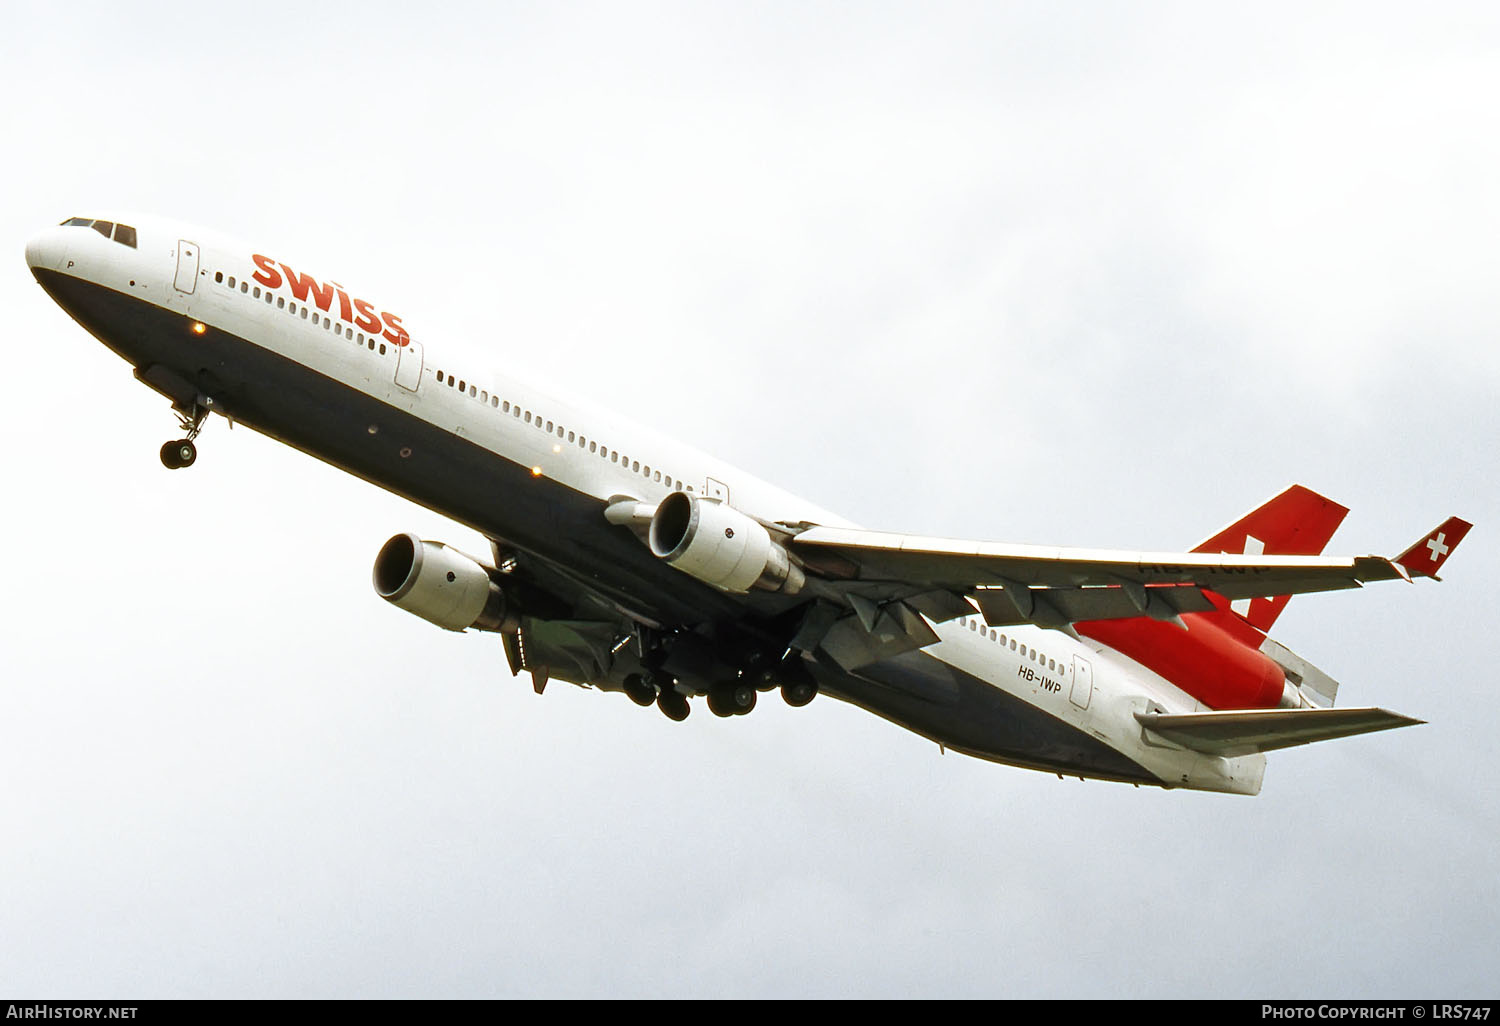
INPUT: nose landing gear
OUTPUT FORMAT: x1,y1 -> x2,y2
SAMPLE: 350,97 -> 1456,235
159,439 -> 197,469
160,397 -> 213,470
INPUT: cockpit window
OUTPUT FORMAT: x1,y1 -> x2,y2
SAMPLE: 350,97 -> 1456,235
58,217 -> 137,248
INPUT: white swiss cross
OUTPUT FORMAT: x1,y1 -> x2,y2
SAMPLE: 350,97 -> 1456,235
1426,532 -> 1449,562
1230,535 -> 1264,618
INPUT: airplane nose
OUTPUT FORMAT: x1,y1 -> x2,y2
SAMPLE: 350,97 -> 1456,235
25,228 -> 68,273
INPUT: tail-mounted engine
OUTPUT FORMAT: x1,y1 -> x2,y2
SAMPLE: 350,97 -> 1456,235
647,491 -> 805,595
372,533 -> 520,633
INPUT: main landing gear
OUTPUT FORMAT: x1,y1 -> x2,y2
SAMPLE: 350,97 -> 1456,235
707,681 -> 757,718
160,398 -> 212,470
622,672 -> 817,721
623,631 -> 820,722
621,671 -> 696,721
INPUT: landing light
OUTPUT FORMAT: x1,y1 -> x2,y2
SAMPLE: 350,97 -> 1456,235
531,466 -> 543,477
191,322 -> 206,334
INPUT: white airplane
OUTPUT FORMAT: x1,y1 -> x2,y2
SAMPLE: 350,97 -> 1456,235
26,214 -> 1472,795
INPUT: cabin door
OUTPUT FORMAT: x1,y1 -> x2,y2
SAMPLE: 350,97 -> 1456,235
395,340 -> 423,391
173,240 -> 199,294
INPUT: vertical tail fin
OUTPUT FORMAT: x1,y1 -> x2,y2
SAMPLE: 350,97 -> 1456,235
1191,485 -> 1349,632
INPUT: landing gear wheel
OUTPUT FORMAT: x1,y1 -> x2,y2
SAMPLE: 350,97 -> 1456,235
709,682 -> 757,717
160,439 -> 197,469
657,690 -> 690,722
732,685 -> 757,715
623,674 -> 657,707
781,679 -> 818,707
707,686 -> 734,718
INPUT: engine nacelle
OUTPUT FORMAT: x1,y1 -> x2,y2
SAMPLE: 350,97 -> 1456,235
648,492 -> 804,594
372,533 -> 519,633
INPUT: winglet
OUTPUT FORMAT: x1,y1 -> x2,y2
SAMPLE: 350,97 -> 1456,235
1395,517 -> 1473,580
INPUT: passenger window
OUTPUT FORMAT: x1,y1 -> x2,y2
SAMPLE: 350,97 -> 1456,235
459,380 -> 466,392
215,271 -> 224,284
525,413 -> 532,423
654,471 -> 661,482
568,431 -> 575,442
113,224 -> 137,248
503,401 -> 510,413
253,287 -> 261,299
368,339 -> 375,351
589,441 -> 597,453
491,396 -> 498,408
611,452 -> 619,463
277,297 -> 285,309
545,420 -> 553,432
379,344 -> 386,355
481,390 -> 488,402
228,276 -> 237,289
470,386 -> 477,398
241,282 -> 249,294
632,461 -> 639,472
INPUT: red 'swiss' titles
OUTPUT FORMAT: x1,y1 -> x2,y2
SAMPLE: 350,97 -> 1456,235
251,254 -> 410,347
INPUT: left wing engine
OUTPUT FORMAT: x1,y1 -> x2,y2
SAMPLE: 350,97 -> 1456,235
372,533 -> 520,633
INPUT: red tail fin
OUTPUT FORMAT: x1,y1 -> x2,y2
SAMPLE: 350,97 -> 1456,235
1192,485 -> 1349,632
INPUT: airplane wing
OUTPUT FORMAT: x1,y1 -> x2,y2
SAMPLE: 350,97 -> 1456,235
789,525 -> 1410,629
1134,706 -> 1424,757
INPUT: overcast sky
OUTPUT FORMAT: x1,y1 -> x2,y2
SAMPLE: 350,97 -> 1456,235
2,0 -> 1496,999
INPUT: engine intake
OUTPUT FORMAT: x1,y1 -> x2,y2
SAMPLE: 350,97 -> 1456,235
372,533 -> 519,633
648,492 -> 804,594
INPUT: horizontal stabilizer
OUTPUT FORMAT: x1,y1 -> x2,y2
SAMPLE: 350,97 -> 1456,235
1135,706 -> 1423,757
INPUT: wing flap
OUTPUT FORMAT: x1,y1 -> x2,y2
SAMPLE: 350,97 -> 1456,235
1134,706 -> 1423,757
791,526 -> 1403,598
972,583 -> 1217,627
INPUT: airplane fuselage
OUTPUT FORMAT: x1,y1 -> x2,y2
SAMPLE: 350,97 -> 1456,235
27,215 -> 1275,795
